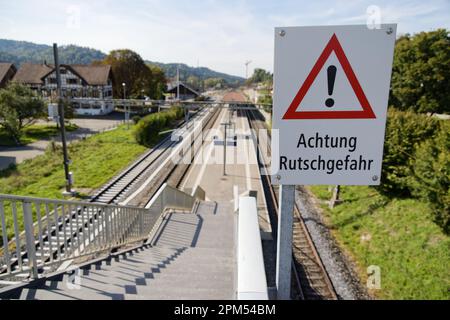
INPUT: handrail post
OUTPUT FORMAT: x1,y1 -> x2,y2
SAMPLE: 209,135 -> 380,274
139,210 -> 144,237
105,207 -> 111,245
23,201 -> 38,279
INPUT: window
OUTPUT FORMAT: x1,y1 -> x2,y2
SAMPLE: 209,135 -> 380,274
60,68 -> 67,74
67,78 -> 78,85
48,78 -> 57,84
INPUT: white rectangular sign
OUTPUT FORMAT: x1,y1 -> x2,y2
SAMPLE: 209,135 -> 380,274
271,24 -> 396,185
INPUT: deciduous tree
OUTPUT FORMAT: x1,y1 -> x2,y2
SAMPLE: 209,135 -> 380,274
99,49 -> 166,99
390,29 -> 450,114
0,83 -> 46,145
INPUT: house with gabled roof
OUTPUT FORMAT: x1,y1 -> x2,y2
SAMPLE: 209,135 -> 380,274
166,81 -> 200,101
13,63 -> 114,115
0,63 -> 17,88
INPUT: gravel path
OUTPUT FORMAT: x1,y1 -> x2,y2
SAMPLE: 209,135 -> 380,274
295,186 -> 370,300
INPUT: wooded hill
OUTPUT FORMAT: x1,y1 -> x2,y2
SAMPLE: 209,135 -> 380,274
0,39 -> 243,85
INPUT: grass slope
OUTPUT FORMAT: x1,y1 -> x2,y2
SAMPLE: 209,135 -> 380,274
0,124 -> 147,241
0,124 -> 146,199
310,185 -> 450,300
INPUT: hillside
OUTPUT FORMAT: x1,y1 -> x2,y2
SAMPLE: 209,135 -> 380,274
146,61 -> 244,84
0,39 -> 106,65
0,39 -> 244,84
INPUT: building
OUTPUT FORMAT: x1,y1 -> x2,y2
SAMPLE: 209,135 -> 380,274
0,63 -> 17,88
13,63 -> 114,115
166,81 -> 199,101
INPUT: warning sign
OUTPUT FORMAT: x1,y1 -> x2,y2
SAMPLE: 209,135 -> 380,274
271,24 -> 397,185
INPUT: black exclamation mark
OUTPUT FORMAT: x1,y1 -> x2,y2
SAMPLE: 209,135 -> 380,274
325,65 -> 337,108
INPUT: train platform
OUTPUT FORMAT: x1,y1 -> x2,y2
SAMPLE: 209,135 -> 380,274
181,108 -> 272,239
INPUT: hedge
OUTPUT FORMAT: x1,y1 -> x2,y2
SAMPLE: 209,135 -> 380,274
134,106 -> 184,147
379,109 -> 439,195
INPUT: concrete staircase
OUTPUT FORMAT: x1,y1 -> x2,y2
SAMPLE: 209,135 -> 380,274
15,201 -> 237,300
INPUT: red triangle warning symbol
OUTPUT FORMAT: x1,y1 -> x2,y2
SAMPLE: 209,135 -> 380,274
283,34 -> 376,120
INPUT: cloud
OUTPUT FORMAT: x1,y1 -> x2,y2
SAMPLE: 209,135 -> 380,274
0,0 -> 449,76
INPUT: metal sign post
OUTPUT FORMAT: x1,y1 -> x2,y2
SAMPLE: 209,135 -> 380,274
275,184 -> 295,300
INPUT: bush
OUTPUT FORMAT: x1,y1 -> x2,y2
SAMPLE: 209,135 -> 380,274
132,115 -> 141,124
410,122 -> 450,234
134,106 -> 184,147
379,109 -> 439,195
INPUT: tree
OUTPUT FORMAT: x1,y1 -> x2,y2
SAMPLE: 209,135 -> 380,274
0,83 -> 46,145
390,29 -> 450,114
100,49 -> 166,99
204,78 -> 226,89
147,65 -> 167,100
246,68 -> 272,85
186,76 -> 201,91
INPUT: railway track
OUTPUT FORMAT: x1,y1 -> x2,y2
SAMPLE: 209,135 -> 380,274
90,107 -> 209,204
245,107 -> 337,300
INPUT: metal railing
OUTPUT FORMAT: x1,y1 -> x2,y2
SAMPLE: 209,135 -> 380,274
0,184 -> 202,281
144,183 -> 200,243
0,194 -> 150,280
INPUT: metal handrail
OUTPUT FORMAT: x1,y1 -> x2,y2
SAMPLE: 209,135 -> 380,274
0,199 -> 136,279
0,194 -> 149,280
0,183 -> 201,281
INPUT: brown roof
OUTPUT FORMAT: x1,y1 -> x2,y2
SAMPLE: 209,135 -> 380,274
13,63 -> 53,85
0,63 -> 16,83
70,65 -> 111,85
13,63 -> 111,86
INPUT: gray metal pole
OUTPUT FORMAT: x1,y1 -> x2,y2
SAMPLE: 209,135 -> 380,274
177,65 -> 180,100
23,201 -> 38,279
53,43 -> 71,194
221,123 -> 228,176
276,184 -> 295,300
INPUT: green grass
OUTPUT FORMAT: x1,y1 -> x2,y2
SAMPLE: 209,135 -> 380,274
310,185 -> 450,300
0,123 -> 78,146
0,124 -> 147,242
0,124 -> 146,198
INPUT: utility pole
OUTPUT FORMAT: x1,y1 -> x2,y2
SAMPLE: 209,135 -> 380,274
53,43 -> 72,195
176,65 -> 180,101
245,60 -> 252,79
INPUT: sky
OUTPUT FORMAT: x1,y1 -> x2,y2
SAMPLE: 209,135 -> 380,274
0,0 -> 449,77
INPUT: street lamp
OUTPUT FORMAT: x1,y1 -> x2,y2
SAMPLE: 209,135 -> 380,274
122,83 -> 129,129
122,82 -> 126,99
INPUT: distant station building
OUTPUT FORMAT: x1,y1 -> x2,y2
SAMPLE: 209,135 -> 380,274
166,81 -> 200,101
0,63 -> 17,88
13,63 -> 114,116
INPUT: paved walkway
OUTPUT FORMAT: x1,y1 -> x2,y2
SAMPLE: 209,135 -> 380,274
0,112 -> 124,170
